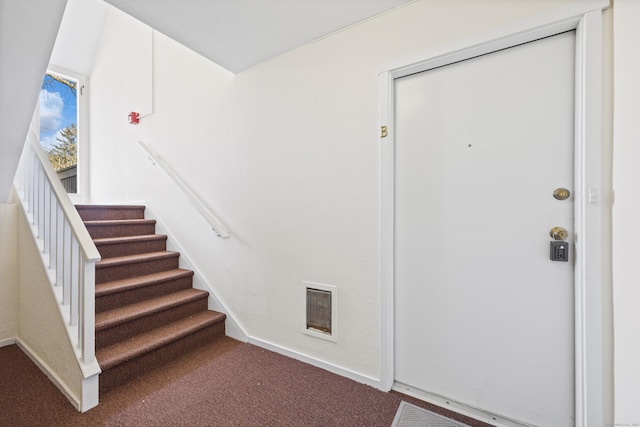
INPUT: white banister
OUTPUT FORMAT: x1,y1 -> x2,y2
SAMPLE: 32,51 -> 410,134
13,127 -> 101,385
137,140 -> 230,239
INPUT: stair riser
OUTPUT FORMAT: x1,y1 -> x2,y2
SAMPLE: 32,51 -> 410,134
96,256 -> 180,284
76,206 -> 145,221
96,239 -> 167,259
96,276 -> 194,313
80,204 -> 228,395
99,321 -> 225,394
86,223 -> 156,239
96,297 -> 209,350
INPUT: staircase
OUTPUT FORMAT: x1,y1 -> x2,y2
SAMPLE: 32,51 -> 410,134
76,205 -> 226,393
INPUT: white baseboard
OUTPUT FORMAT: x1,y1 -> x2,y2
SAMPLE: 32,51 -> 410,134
248,336 -> 380,389
15,338 -> 82,412
0,337 -> 16,348
142,204 -> 249,343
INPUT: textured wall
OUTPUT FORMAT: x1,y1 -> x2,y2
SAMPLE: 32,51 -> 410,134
613,0 -> 640,424
16,204 -> 83,406
88,0 -> 576,381
0,203 -> 18,343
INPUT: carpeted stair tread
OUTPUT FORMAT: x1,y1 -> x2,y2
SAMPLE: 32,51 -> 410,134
84,219 -> 157,227
95,269 -> 195,313
96,310 -> 226,371
95,251 -> 181,284
96,251 -> 180,269
96,288 -> 209,332
75,203 -> 228,394
93,234 -> 168,258
96,269 -> 194,298
76,205 -> 145,221
84,224 -> 156,239
93,234 -> 168,246
84,219 -> 158,239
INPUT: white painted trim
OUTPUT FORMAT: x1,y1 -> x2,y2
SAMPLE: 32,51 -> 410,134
142,204 -> 248,343
573,9 -> 605,426
393,382 -> 531,427
378,0 -> 608,76
46,65 -> 90,203
0,338 -> 17,348
80,373 -> 100,413
23,129 -> 100,262
16,338 -> 82,412
301,281 -> 338,343
378,70 -> 394,393
248,336 -> 380,389
379,2 -> 608,426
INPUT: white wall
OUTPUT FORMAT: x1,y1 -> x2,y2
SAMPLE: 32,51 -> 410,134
0,202 -> 18,345
0,0 -> 67,202
16,204 -> 84,407
89,0 -> 581,383
612,0 -> 640,424
49,0 -> 109,77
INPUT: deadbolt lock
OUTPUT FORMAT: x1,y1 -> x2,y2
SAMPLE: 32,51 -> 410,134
549,226 -> 568,241
553,188 -> 571,200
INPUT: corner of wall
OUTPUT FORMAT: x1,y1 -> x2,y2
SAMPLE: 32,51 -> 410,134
0,201 -> 18,342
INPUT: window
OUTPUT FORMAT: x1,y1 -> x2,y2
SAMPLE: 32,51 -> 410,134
39,69 -> 84,195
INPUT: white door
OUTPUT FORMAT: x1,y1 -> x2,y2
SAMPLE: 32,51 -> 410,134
394,31 -> 575,427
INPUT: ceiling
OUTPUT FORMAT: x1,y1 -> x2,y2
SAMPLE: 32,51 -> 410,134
103,0 -> 414,73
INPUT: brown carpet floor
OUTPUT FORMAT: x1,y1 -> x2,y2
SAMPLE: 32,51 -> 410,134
0,338 -> 494,427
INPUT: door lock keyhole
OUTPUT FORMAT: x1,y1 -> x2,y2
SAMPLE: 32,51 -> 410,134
549,227 -> 569,262
553,188 -> 571,200
549,226 -> 568,241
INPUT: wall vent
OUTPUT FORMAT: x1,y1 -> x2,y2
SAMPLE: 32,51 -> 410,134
307,288 -> 332,333
302,282 -> 337,342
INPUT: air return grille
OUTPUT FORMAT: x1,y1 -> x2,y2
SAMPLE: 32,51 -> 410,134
302,282 -> 337,342
306,288 -> 332,333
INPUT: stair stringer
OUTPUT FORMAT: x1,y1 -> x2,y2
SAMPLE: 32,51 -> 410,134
141,204 -> 248,342
15,194 -> 100,412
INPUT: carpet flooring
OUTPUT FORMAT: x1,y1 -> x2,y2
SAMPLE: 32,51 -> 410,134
0,339 -> 495,427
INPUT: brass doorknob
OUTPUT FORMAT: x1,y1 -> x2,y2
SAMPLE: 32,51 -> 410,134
553,188 -> 571,200
550,227 -> 568,241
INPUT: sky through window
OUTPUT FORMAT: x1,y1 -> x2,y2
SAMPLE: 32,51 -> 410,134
39,74 -> 77,150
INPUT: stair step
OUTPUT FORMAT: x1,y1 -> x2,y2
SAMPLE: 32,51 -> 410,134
98,311 -> 226,394
76,203 -> 227,395
85,219 -> 157,239
95,251 -> 180,284
96,310 -> 226,372
96,269 -> 194,313
94,234 -> 168,259
76,205 -> 146,221
96,288 -> 210,349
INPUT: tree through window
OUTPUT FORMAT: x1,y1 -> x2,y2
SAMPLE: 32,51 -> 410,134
39,71 -> 78,193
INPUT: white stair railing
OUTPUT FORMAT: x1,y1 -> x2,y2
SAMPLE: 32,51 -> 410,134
14,127 -> 102,387
138,140 -> 230,239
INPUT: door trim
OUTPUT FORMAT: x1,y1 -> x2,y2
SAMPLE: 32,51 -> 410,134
46,64 -> 89,202
378,1 -> 608,426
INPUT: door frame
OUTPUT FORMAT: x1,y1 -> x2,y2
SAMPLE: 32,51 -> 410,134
378,1 -> 609,426
45,64 -> 90,202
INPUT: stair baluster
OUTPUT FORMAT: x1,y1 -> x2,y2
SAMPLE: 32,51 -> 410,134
14,127 -> 102,411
